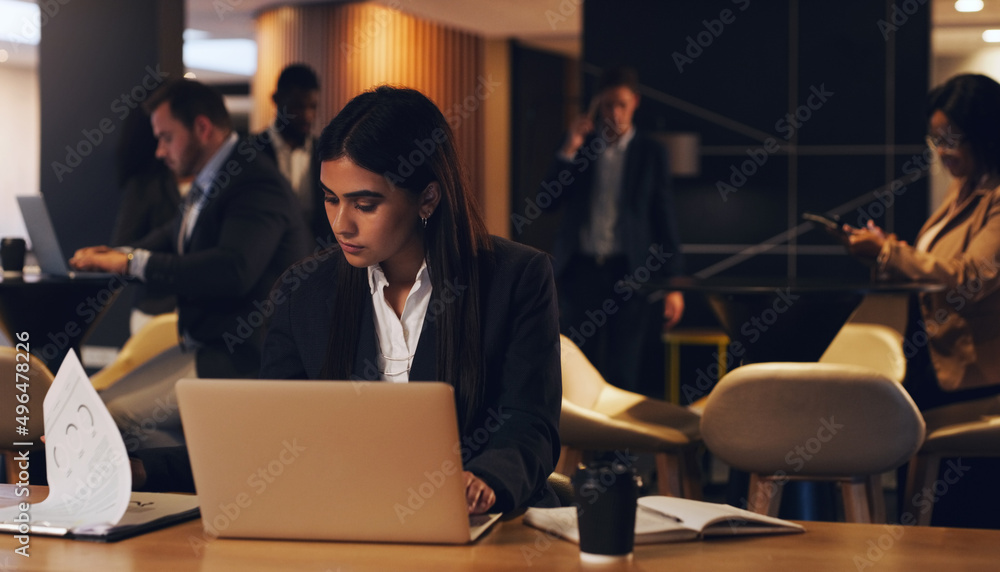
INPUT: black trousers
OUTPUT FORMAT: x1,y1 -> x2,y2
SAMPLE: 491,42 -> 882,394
557,254 -> 660,394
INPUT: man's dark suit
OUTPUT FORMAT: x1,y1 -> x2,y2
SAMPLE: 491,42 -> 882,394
548,132 -> 683,279
134,139 -> 311,378
253,131 -> 329,243
545,131 -> 683,392
260,237 -> 562,513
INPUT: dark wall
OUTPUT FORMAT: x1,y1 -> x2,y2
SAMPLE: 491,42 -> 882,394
39,0 -> 183,348
509,42 -> 579,253
570,0 -> 930,281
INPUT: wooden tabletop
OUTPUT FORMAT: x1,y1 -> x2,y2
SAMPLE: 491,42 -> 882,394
2,486 -> 998,571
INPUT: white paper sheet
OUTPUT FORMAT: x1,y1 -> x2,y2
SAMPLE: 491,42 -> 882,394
0,350 -> 131,531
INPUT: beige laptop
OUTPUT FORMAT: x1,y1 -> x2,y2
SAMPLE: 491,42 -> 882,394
176,379 -> 501,544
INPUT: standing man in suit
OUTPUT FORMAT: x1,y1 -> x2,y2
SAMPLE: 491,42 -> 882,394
254,63 -> 328,242
70,80 -> 311,451
546,67 -> 685,394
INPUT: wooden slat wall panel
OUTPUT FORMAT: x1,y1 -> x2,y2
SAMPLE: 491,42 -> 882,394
252,2 -> 486,200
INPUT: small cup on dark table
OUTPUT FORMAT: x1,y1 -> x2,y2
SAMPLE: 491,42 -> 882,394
1,237 -> 26,275
573,457 -> 640,563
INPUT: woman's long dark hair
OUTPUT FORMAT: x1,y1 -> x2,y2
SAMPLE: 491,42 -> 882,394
928,73 -> 1000,176
318,86 -> 491,429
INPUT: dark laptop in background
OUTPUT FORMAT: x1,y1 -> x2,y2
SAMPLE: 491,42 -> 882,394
16,195 -> 114,279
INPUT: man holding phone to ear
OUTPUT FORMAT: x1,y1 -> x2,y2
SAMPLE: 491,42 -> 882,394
543,66 -> 685,394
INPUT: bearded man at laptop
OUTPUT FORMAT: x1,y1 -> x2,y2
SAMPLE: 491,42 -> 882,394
70,79 -> 310,449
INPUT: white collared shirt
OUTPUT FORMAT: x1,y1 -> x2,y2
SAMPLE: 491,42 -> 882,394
267,124 -> 314,212
368,261 -> 433,382
581,126 -> 635,258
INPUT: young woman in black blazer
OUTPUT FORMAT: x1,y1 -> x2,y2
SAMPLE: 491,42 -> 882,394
260,86 -> 562,514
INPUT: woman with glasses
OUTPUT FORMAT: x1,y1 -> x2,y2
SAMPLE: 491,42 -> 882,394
845,73 -> 1000,411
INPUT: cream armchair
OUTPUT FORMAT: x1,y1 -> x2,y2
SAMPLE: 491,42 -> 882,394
701,362 -> 925,523
905,395 -> 1000,525
91,312 -> 180,391
557,335 -> 702,499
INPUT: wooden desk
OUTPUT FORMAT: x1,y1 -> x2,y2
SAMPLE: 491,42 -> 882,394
2,486 -> 998,571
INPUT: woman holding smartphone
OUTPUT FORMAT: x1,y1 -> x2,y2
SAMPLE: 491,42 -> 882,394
259,86 -> 562,514
844,73 -> 1000,411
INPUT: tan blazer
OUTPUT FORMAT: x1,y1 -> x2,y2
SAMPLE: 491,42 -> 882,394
884,179 -> 1000,391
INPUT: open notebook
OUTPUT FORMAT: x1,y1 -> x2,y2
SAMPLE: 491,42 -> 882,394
176,379 -> 501,544
524,496 -> 804,544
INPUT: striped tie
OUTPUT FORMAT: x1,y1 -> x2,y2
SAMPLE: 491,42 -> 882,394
177,183 -> 204,254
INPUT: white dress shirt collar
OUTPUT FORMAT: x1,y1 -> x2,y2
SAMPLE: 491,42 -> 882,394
367,260 -> 433,382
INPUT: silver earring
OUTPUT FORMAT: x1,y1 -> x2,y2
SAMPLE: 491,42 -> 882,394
422,217 -> 428,229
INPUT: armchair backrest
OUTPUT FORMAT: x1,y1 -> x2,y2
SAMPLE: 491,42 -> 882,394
91,312 -> 180,391
559,334 -> 607,410
701,362 -> 925,476
820,323 -> 906,383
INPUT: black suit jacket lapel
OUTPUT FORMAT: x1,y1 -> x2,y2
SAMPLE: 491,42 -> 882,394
188,145 -> 240,250
622,135 -> 642,207
354,298 -> 379,381
409,314 -> 436,381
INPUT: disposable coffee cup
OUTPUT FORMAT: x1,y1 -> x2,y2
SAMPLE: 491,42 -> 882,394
573,457 -> 639,562
1,237 -> 26,274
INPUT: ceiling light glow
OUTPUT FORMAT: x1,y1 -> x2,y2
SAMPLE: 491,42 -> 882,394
984,29 -> 1000,42
183,38 -> 257,76
0,0 -> 41,45
955,0 -> 984,12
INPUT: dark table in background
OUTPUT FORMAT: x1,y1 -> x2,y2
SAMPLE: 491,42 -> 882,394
652,276 -> 945,521
0,272 -> 127,371
659,276 -> 945,366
